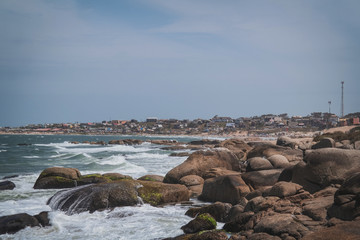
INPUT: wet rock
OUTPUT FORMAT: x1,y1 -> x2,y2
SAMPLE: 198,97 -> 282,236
189,139 -> 221,145
137,175 -> 164,182
163,146 -> 188,151
199,175 -> 250,205
164,150 -> 241,184
181,213 -> 217,234
185,202 -> 232,222
311,137 -> 335,149
34,211 -> 51,227
102,173 -> 132,181
108,139 -> 143,145
241,169 -> 283,190
247,233 -> 282,240
0,181 -> 15,190
2,175 -> 19,180
33,167 -> 81,189
291,149 -> 360,193
150,140 -> 178,145
327,172 -> 360,220
246,157 -> 274,171
0,213 -> 40,234
77,174 -> 111,186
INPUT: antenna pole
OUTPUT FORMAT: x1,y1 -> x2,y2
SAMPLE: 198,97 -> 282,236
341,81 -> 344,117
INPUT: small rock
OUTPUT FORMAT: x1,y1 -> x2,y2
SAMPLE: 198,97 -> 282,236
181,213 -> 217,234
0,181 -> 16,190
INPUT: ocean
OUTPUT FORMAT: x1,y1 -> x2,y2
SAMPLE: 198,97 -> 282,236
0,134 -> 214,240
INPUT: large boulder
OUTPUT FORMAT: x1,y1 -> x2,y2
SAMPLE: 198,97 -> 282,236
34,167 -> 81,189
181,213 -> 217,234
47,181 -> 140,214
291,149 -> 360,193
0,213 -> 41,235
163,150 -> 241,184
241,169 -> 283,190
311,137 -> 335,149
137,180 -> 190,206
327,172 -> 360,220
199,175 -> 250,205
247,143 -> 303,162
203,168 -> 241,180
0,181 -> 15,190
246,157 -> 273,171
302,195 -> 334,221
138,175 -> 164,182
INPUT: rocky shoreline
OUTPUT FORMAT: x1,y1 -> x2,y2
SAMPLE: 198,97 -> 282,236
1,128 -> 360,239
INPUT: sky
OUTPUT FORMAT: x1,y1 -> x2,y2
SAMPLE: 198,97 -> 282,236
0,0 -> 359,126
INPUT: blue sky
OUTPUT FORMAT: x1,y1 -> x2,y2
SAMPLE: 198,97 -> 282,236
0,0 -> 359,126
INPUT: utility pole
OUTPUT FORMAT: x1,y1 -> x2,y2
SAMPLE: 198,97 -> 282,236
341,81 -> 344,117
328,101 -> 331,114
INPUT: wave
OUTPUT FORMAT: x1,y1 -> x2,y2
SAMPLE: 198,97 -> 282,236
0,149 -> 7,152
125,152 -> 169,160
97,155 -> 127,165
23,155 -> 40,159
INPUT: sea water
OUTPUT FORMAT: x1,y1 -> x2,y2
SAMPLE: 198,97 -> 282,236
0,134 -> 210,240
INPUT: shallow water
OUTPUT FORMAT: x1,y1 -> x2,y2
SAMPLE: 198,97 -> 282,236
0,134 -> 206,240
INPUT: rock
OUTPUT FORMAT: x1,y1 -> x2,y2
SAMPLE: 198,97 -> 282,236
77,174 -> 112,186
246,157 -> 274,171
34,167 -> 81,189
0,181 -> 16,190
291,149 -> 360,193
163,146 -> 188,151
108,139 -> 143,145
247,143 -> 303,162
169,230 -> 228,240
108,140 -> 124,144
137,175 -> 164,182
189,139 -> 221,145
244,196 -> 280,213
102,173 -> 132,181
163,150 -> 241,184
47,181 -> 141,214
223,211 -> 254,232
181,213 -> 217,234
179,175 -> 204,186
277,136 -> 296,149
203,168 -> 241,180
2,175 -> 19,179
268,182 -> 303,198
355,140 -> 360,150
302,195 -> 334,221
199,175 -> 250,205
267,155 -> 290,169
170,152 -> 191,157
311,137 -> 335,149
137,180 -> 190,206
218,139 -> 253,160
185,202 -> 232,222
33,211 -> 51,227
0,213 -> 40,234
327,172 -> 360,220
150,140 -> 178,145
247,233 -> 282,240
187,184 -> 203,198
301,219 -> 360,240
241,169 -> 283,190
254,213 -> 309,239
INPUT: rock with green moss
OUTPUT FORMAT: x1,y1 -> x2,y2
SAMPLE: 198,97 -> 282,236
77,174 -> 112,186
137,175 -> 164,182
181,213 -> 217,234
34,167 -> 81,189
102,173 -> 132,181
137,180 -> 190,206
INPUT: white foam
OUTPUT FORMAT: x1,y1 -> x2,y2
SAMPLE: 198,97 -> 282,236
23,155 -> 40,159
97,155 -> 127,165
0,149 -> 7,152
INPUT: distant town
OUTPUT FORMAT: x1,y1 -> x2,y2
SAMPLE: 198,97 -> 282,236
1,112 -> 359,137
